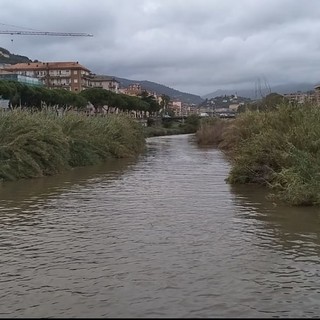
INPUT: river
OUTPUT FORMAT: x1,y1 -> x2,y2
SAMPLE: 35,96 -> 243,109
1,134 -> 320,318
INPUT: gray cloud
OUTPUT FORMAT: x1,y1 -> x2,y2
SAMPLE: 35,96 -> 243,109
1,0 -> 320,96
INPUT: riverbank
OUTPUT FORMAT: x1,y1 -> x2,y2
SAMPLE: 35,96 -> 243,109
195,103 -> 320,206
0,111 -> 145,182
143,114 -> 201,137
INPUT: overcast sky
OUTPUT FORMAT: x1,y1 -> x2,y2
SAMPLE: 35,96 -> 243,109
1,0 -> 320,96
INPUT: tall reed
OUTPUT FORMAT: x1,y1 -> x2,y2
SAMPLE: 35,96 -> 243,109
0,111 -> 146,181
196,103 -> 320,206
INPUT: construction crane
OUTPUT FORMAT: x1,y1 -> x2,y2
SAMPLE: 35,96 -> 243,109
0,30 -> 93,37
0,22 -> 93,37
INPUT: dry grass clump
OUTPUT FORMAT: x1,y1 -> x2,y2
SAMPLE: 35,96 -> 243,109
195,118 -> 231,147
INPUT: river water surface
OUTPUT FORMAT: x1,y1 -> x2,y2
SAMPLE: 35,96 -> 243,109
1,134 -> 320,318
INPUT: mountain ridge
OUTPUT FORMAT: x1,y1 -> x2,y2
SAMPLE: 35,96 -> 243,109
202,82 -> 318,100
114,77 -> 203,104
0,47 -> 32,65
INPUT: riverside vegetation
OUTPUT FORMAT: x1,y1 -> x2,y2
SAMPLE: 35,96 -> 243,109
196,101 -> 320,206
0,80 -> 201,182
143,114 -> 200,137
0,111 -> 200,182
0,111 -> 145,182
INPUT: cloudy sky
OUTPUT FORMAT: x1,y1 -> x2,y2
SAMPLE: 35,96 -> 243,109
1,0 -> 320,96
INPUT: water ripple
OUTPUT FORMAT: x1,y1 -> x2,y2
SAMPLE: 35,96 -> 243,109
0,134 -> 320,317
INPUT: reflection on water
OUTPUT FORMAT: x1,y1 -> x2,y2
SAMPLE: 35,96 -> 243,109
0,158 -> 136,226
231,183 -> 320,253
0,157 -> 135,202
0,134 -> 320,318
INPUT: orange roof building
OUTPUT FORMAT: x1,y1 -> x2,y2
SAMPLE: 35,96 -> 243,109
4,61 -> 91,92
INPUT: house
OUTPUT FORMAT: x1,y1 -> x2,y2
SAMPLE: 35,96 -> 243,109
122,83 -> 142,96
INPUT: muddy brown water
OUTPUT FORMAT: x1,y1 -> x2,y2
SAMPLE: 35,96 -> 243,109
1,134 -> 320,318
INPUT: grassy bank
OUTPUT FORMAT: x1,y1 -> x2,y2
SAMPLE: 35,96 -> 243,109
196,103 -> 320,206
144,125 -> 184,137
0,111 -> 145,182
144,114 -> 201,137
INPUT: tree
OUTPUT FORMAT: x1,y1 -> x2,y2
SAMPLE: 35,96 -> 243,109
0,80 -> 19,109
160,94 -> 170,111
80,88 -> 111,114
140,93 -> 161,117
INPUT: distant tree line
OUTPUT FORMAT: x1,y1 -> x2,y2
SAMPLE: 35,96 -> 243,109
0,80 -> 163,117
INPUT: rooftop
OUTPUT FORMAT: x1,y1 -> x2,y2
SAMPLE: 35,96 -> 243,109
4,61 -> 90,71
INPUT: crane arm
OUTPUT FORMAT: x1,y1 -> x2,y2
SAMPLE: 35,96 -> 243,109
0,30 -> 93,37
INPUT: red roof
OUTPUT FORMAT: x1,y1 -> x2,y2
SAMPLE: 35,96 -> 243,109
4,61 -> 90,72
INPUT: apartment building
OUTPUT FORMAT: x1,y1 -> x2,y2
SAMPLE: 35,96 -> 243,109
169,100 -> 182,116
0,69 -> 42,86
90,75 -> 120,93
4,61 -> 91,92
283,92 -> 315,104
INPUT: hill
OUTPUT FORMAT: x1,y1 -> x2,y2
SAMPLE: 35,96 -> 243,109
0,47 -> 32,65
114,77 -> 203,105
202,82 -> 317,100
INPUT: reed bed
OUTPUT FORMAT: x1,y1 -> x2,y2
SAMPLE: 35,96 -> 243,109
196,103 -> 320,206
195,117 -> 231,147
0,111 -> 145,181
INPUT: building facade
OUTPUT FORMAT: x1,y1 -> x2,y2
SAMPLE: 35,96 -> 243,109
314,85 -> 320,104
4,61 -> 91,92
90,75 -> 120,93
122,83 -> 142,96
283,92 -> 315,104
0,69 -> 42,86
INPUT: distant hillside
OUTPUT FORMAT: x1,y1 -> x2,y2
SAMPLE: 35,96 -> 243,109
203,82 -> 317,100
0,47 -> 32,65
114,77 -> 203,105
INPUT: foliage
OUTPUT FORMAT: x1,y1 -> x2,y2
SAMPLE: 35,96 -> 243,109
239,93 -> 289,113
0,80 -> 162,116
0,111 -> 146,182
195,117 -> 231,146
143,125 -> 182,137
183,114 -> 200,133
195,102 -> 320,206
0,111 -> 70,180
0,80 -> 88,112
160,94 -> 170,111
